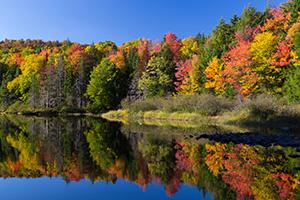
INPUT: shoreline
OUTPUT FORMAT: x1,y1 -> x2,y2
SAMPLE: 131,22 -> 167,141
0,111 -> 102,118
101,109 -> 300,129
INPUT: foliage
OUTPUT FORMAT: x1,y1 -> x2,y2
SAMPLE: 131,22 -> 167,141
250,32 -> 279,92
0,1 -> 299,113
138,46 -> 176,97
245,94 -> 297,120
223,37 -> 258,97
175,55 -> 202,94
7,54 -> 45,99
283,66 -> 300,103
86,59 -> 127,112
139,137 -> 175,184
204,57 -> 225,95
0,116 -> 299,198
294,27 -> 300,57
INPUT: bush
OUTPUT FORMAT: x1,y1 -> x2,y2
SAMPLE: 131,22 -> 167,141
246,94 -> 278,120
245,94 -> 298,120
122,94 -> 236,116
121,98 -> 159,112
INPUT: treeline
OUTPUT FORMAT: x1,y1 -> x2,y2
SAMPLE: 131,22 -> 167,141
0,0 -> 299,113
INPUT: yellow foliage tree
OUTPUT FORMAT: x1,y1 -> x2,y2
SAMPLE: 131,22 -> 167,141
7,54 -> 45,98
204,57 -> 225,95
250,32 -> 278,91
180,37 -> 199,59
287,14 -> 300,39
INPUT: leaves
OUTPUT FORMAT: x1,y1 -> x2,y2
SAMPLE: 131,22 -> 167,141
204,57 -> 225,95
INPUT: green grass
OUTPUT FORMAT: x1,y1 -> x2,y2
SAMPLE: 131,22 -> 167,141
101,104 -> 300,130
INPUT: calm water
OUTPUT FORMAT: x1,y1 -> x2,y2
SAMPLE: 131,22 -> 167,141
0,116 -> 299,200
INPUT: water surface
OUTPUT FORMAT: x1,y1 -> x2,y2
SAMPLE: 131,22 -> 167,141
0,116 -> 299,200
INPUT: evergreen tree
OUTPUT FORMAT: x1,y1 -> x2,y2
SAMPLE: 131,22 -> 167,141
209,19 -> 235,58
236,6 -> 267,33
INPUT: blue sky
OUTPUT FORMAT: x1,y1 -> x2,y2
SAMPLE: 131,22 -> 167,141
0,0 -> 286,45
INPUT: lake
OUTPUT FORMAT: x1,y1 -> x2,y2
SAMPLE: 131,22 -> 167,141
0,115 -> 299,200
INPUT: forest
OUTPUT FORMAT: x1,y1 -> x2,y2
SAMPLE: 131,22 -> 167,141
0,0 -> 299,114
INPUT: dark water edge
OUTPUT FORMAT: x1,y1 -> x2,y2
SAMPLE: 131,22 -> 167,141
0,115 -> 299,199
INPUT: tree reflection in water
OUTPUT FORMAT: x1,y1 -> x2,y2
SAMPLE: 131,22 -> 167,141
0,116 -> 299,199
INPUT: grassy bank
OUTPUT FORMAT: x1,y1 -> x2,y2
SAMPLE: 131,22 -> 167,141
102,94 -> 300,129
102,109 -> 209,122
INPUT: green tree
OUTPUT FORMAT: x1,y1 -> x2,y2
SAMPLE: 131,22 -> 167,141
86,58 -> 126,112
282,0 -> 300,24
236,6 -> 268,33
283,67 -> 300,103
209,19 -> 235,58
139,45 -> 176,97
0,63 -> 19,107
294,28 -> 300,57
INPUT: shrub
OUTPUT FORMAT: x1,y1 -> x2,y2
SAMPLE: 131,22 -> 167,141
122,94 -> 236,116
246,94 -> 278,120
245,94 -> 298,120
121,98 -> 159,112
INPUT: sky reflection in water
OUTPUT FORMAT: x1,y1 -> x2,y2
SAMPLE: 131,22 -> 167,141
0,177 -> 210,200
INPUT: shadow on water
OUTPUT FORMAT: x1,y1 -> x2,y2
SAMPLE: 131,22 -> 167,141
196,131 -> 300,150
0,115 -> 300,199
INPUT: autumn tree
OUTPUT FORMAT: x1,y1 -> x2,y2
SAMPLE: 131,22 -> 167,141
56,55 -> 65,107
262,8 -> 291,38
64,44 -> 98,109
7,53 -> 45,100
250,32 -> 278,92
204,57 -> 225,95
94,41 -> 117,59
164,32 -> 182,62
282,0 -> 300,24
222,36 -> 258,98
180,37 -> 199,59
175,55 -> 201,94
139,45 -> 176,97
